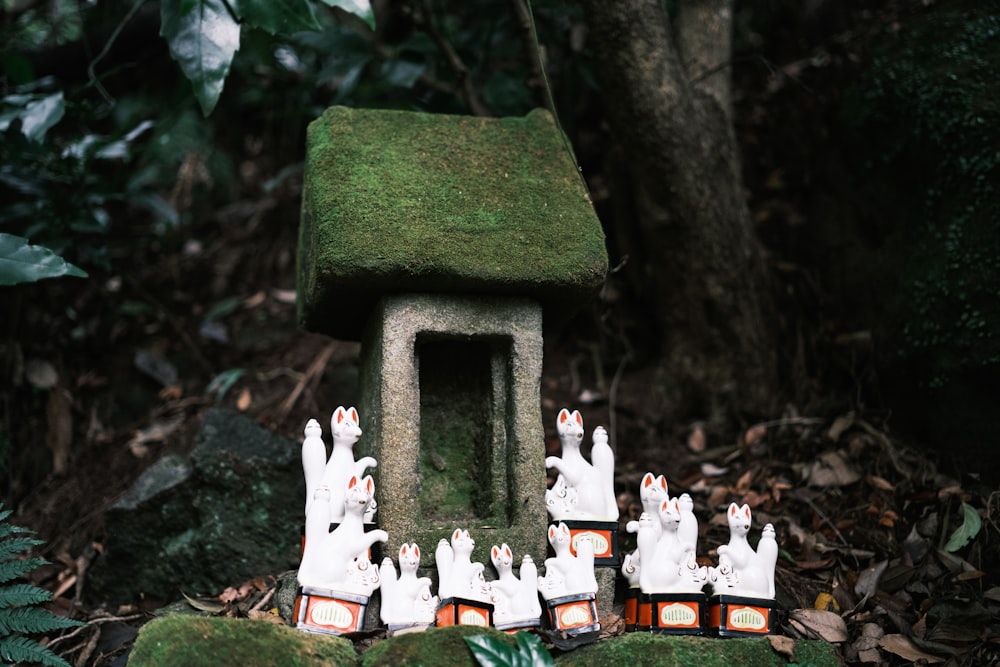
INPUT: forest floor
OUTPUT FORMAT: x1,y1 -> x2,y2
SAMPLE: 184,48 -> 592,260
4,4 -> 999,665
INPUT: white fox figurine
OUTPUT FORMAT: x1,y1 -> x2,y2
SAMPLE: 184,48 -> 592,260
537,522 -> 598,599
490,544 -> 542,624
380,543 -> 438,626
545,409 -> 618,521
301,407 -> 378,521
297,475 -> 388,594
435,528 -> 492,603
634,498 -> 707,594
709,503 -> 778,599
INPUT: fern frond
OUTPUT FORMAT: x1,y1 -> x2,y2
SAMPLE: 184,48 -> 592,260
0,536 -> 45,562
0,558 -> 47,584
0,634 -> 73,667
0,583 -> 52,608
0,509 -> 12,526
0,606 -> 83,635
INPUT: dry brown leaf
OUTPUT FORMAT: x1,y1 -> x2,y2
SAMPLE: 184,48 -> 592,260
243,291 -> 266,309
182,591 -> 225,613
743,423 -> 767,447
237,387 -> 252,411
788,608 -> 848,642
867,474 -> 895,491
766,634 -> 796,661
25,359 -> 59,389
128,415 -> 184,458
826,413 -> 854,441
687,423 -> 706,453
804,450 -> 862,487
878,634 -> 945,663
271,288 -> 297,304
813,592 -> 839,611
855,559 -> 888,599
735,469 -> 753,493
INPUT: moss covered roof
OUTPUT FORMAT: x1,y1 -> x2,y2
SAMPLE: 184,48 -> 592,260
297,106 -> 607,340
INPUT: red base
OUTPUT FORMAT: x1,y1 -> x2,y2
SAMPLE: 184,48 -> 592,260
293,587 -> 369,635
435,597 -> 494,628
544,593 -> 600,634
636,592 -> 706,635
708,595 -> 776,637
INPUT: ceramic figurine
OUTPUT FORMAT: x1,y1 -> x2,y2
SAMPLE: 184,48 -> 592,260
633,498 -> 708,594
435,529 -> 493,604
545,409 -> 618,521
537,522 -> 598,599
297,475 -> 388,594
709,503 -> 778,599
301,407 -> 377,520
379,543 -> 438,629
489,544 -> 542,627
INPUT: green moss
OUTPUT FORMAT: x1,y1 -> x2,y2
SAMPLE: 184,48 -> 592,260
361,626 -> 516,667
554,634 -> 840,667
127,615 -> 358,667
298,107 -> 607,340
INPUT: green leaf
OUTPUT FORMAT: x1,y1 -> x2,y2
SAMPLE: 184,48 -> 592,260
20,92 -> 65,143
944,502 -> 982,552
464,635 -> 520,667
0,607 -> 83,635
0,559 -> 47,585
233,0 -> 320,35
0,537 -> 44,562
514,632 -> 554,666
0,234 -> 87,286
321,0 -> 375,30
0,635 -> 74,667
160,0 -> 241,116
0,583 -> 51,608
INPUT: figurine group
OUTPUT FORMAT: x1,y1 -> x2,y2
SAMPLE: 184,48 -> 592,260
294,405 -> 777,637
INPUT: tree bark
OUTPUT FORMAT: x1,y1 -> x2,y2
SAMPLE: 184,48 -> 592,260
580,0 -> 779,424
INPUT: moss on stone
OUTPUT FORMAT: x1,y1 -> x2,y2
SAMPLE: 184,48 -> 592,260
360,625 -> 516,667
554,633 -> 840,667
127,615 -> 357,667
298,107 -> 607,340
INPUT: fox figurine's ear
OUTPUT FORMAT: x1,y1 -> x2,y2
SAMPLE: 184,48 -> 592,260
642,472 -> 655,488
349,407 -> 359,423
661,499 -> 669,513
503,544 -> 512,559
400,544 -> 409,557
348,475 -> 358,489
453,528 -> 461,541
413,544 -> 420,558
548,525 -> 557,540
572,410 -> 583,426
492,546 -> 500,559
558,408 -> 570,424
334,406 -> 346,424
729,502 -> 739,517
560,523 -> 570,537
364,475 -> 374,495
659,475 -> 668,491
742,504 -> 751,519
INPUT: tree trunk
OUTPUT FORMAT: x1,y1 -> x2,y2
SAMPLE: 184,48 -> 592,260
580,0 -> 779,425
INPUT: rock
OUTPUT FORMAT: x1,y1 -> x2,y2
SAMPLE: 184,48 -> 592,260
89,409 -> 305,604
127,615 -> 356,667
554,633 -> 841,666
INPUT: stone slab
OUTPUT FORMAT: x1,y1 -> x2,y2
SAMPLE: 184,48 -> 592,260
359,293 -> 547,568
298,106 -> 607,340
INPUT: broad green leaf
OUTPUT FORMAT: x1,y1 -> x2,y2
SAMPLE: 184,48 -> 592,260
160,0 -> 241,116
0,234 -> 87,286
464,635 -> 519,667
20,92 -> 64,142
514,632 -> 554,666
380,59 -> 425,88
321,0 -> 375,30
944,502 -> 982,552
233,0 -> 320,35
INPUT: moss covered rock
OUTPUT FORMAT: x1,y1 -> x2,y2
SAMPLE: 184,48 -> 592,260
298,107 -> 607,340
554,633 -> 839,667
360,625 -> 516,667
127,615 -> 357,667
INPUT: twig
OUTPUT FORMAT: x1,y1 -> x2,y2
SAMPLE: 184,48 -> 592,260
85,0 -> 145,106
415,0 -> 492,116
273,341 -> 337,426
47,613 -> 146,648
249,586 -> 275,613
510,0 -> 553,113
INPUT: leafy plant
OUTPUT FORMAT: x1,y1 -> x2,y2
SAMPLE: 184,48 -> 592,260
0,505 -> 83,667
465,632 -> 554,667
0,234 -> 87,287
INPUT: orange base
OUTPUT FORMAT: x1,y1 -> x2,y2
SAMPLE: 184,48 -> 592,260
435,597 -> 494,628
636,592 -> 706,635
293,587 -> 369,635
708,595 -> 776,637
544,593 -> 600,635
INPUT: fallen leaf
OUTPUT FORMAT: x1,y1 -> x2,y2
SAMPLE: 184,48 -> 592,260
735,469 -> 753,493
804,450 -> 862,487
826,413 -> 854,441
182,591 -> 225,613
879,634 -> 945,663
687,423 -> 706,453
813,592 -> 839,611
944,502 -> 982,552
270,288 -> 296,304
743,423 -> 767,447
867,474 -> 894,491
243,291 -> 266,309
134,348 -> 179,387
237,387 -> 252,411
766,634 -> 796,661
855,559 -> 888,599
854,621 -> 883,651
127,415 -> 184,458
788,608 -> 848,642
700,462 -> 728,477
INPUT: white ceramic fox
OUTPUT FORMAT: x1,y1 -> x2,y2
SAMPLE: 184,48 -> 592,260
301,407 -> 378,520
537,522 -> 598,599
545,409 -> 618,520
710,503 -> 778,599
380,543 -> 437,626
297,475 -> 388,594
635,498 -> 707,594
435,528 -> 492,603
490,544 -> 542,624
